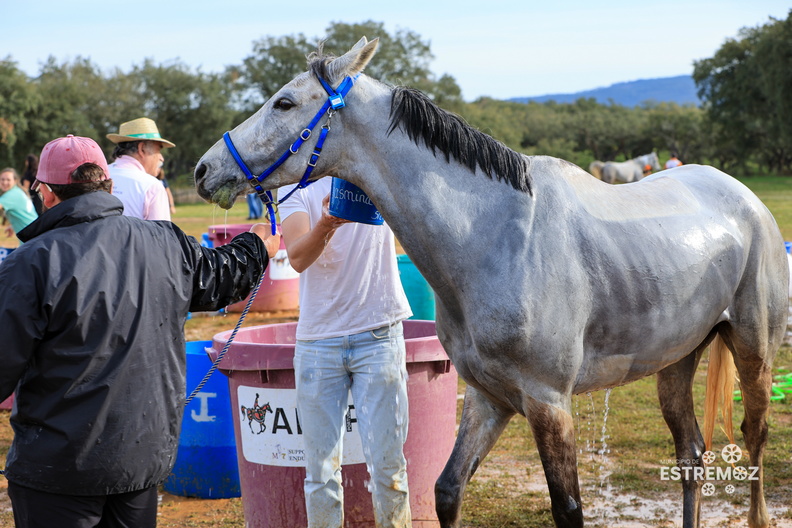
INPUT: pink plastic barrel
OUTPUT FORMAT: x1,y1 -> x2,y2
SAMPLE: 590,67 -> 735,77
209,320 -> 457,527
208,224 -> 299,312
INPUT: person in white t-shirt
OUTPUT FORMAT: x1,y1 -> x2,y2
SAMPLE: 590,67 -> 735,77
665,153 -> 683,170
106,118 -> 174,221
278,177 -> 413,528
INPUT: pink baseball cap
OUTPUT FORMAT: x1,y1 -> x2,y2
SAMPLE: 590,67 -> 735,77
32,135 -> 110,192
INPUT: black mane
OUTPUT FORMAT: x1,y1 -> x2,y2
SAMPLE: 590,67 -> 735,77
388,87 -> 531,194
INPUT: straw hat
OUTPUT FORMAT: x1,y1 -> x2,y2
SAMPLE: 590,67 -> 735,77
106,117 -> 175,148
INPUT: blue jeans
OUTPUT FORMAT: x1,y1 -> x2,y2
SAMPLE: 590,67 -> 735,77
294,322 -> 411,528
246,193 -> 263,219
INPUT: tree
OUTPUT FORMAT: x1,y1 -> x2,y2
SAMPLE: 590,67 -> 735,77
235,21 -> 463,111
751,13 -> 792,172
125,60 -> 238,177
0,58 -> 40,168
643,102 -> 707,164
232,34 -> 316,111
694,10 -> 792,174
13,57 -> 109,168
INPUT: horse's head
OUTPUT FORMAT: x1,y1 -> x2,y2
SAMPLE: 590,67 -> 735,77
648,152 -> 661,171
194,37 -> 380,209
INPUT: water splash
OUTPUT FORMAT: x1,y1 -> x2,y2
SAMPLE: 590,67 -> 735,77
574,389 -> 614,520
597,388 -> 612,491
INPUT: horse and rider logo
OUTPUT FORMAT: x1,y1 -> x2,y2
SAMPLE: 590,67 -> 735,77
241,393 -> 273,434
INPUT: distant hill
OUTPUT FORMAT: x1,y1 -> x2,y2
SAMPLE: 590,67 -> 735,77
509,75 -> 700,107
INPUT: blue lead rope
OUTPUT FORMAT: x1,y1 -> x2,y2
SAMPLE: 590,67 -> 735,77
185,270 -> 266,405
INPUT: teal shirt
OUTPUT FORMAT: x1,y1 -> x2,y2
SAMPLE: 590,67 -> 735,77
0,186 -> 38,234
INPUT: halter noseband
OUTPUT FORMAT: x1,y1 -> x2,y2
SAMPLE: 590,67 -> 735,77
222,74 -> 358,235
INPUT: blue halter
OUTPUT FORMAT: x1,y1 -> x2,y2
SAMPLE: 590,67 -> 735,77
222,75 -> 358,235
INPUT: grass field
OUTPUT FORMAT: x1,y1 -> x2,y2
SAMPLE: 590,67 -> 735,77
2,176 -> 792,526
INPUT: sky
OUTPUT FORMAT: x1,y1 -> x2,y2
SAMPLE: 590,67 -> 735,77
4,1 -> 790,102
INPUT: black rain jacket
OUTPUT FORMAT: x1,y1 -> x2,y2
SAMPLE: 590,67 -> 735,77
0,191 -> 268,495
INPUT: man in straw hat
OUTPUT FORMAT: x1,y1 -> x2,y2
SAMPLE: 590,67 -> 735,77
107,117 -> 175,221
0,135 -> 280,528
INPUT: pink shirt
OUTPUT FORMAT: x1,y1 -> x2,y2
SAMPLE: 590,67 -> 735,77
108,156 -> 171,221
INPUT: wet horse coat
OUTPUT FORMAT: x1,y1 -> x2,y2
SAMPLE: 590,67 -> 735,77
194,38 -> 786,528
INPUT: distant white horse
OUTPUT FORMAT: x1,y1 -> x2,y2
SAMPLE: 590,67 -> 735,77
588,160 -> 604,179
602,152 -> 661,184
194,37 -> 786,528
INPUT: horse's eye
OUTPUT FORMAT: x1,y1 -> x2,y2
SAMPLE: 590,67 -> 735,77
273,98 -> 295,111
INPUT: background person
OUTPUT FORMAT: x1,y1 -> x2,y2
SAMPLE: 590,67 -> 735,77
278,177 -> 413,528
246,191 -> 263,220
0,135 -> 280,528
107,117 -> 174,221
157,167 -> 177,215
665,152 -> 683,169
20,154 -> 43,215
0,168 -> 38,238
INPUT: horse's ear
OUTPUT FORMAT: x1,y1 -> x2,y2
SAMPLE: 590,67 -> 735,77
350,36 -> 369,51
327,37 -> 379,83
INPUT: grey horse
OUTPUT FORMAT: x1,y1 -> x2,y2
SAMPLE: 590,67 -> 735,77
602,152 -> 661,184
587,160 -> 604,179
193,37 -> 786,528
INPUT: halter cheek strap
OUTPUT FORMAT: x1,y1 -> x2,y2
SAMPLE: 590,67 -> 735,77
222,74 -> 359,235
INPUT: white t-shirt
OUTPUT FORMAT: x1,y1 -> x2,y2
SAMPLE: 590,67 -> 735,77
108,156 -> 171,221
278,178 -> 412,340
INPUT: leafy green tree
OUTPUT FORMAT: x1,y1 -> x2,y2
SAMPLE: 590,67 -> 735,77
14,57 -> 109,167
235,21 -> 463,112
694,10 -> 792,174
231,34 -> 316,111
643,102 -> 706,164
124,60 -> 238,178
0,58 -> 40,168
751,13 -> 792,172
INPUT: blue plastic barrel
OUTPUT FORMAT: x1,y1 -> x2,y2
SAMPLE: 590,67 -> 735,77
163,340 -> 241,498
0,247 -> 15,265
397,254 -> 436,320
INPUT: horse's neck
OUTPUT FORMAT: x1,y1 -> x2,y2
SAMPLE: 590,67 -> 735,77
343,106 -> 508,290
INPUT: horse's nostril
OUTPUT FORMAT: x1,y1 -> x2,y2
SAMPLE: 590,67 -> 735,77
194,162 -> 207,183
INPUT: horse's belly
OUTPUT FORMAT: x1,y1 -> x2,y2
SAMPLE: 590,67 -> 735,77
574,316 -> 722,394
573,351 -> 680,394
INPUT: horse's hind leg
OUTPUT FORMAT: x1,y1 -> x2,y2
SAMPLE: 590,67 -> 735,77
525,397 -> 583,528
435,384 -> 514,528
657,347 -> 707,528
723,326 -> 778,528
735,354 -> 773,528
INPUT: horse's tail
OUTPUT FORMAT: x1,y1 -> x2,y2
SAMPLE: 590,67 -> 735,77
702,334 -> 737,451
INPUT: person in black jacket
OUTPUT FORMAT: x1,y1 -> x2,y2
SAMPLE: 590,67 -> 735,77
0,135 -> 280,528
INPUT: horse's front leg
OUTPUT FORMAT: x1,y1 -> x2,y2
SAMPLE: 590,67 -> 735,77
525,397 -> 583,528
435,384 -> 515,528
